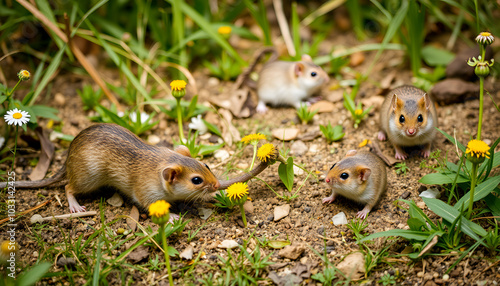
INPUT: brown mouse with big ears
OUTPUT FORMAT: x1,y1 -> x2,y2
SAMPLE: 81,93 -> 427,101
1,123 -> 271,215
323,150 -> 387,219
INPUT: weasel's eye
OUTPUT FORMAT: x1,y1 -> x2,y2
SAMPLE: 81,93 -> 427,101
191,177 -> 203,185
204,163 -> 211,171
340,173 -> 349,180
399,115 -> 405,124
329,163 -> 336,170
417,114 -> 423,122
311,71 -> 317,77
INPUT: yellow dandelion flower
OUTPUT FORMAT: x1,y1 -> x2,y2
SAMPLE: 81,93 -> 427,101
226,182 -> 249,201
1,241 -> 12,255
257,143 -> 275,162
170,80 -> 187,91
241,133 -> 266,144
465,139 -> 490,159
18,69 -> 30,81
217,26 -> 232,35
475,32 -> 494,45
354,109 -> 363,116
358,139 -> 372,147
149,200 -> 171,218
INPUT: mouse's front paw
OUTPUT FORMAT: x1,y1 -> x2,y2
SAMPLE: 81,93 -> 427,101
377,131 -> 387,141
256,102 -> 268,114
322,196 -> 335,204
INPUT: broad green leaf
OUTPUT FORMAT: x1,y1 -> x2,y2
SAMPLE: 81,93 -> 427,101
16,262 -> 52,286
278,157 -> 294,192
422,197 -> 487,239
485,194 -> 500,217
401,199 -> 436,229
407,218 -> 426,231
421,45 -> 455,66
454,175 -> 500,210
267,240 -> 291,249
361,229 -> 430,242
199,143 -> 224,156
31,105 -> 61,121
419,172 -> 469,185
202,119 -> 222,137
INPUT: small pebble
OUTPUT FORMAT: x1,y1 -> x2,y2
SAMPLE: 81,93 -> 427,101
400,191 -> 411,199
304,207 -> 311,213
417,271 -> 424,278
443,274 -> 449,281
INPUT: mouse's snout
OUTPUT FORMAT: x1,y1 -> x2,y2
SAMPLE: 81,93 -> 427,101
213,181 -> 220,190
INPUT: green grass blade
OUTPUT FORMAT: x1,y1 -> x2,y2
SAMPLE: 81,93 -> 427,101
422,197 -> 487,239
173,0 -> 245,66
28,47 -> 65,106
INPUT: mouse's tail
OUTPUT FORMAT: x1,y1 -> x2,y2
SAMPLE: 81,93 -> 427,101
234,47 -> 278,90
0,165 -> 67,189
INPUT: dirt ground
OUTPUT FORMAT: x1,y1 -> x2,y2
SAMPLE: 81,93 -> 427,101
2,31 -> 500,285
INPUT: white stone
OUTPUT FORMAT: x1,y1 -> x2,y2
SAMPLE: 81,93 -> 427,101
274,204 -> 291,221
331,212 -> 348,225
179,245 -> 194,260
419,188 -> 441,199
293,165 -> 304,176
147,135 -> 161,145
214,149 -> 230,162
218,240 -> 240,249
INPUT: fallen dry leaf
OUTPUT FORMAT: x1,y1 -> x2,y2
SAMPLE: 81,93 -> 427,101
29,127 -> 55,181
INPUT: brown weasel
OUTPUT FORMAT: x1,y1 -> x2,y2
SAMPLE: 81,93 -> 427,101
323,150 -> 387,219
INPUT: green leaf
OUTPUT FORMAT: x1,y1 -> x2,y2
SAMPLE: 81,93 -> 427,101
361,229 -> 431,242
407,218 -> 426,231
167,245 -> 179,257
454,175 -> 500,211
267,240 -> 291,249
419,172 -> 469,185
198,143 -> 224,156
30,105 -> 61,121
485,194 -> 500,217
421,45 -> 455,67
278,157 -> 294,192
401,199 -> 436,229
16,262 -> 52,286
422,197 -> 487,239
29,47 -> 65,106
97,105 -> 132,130
201,119 -> 222,137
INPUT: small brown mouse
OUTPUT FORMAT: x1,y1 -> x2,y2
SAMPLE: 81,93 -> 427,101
378,85 -> 438,160
323,150 -> 387,219
237,48 -> 329,113
1,124 -> 220,214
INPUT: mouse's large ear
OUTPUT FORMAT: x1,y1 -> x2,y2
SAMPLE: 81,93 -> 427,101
175,145 -> 191,157
163,166 -> 183,184
345,150 -> 358,157
418,93 -> 432,110
294,63 -> 305,77
356,166 -> 371,182
301,54 -> 313,62
390,94 -> 403,111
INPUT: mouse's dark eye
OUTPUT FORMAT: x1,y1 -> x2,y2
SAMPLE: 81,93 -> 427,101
399,115 -> 405,124
204,163 -> 211,171
417,114 -> 423,122
329,163 -> 337,170
340,173 -> 349,180
191,177 -> 203,185
311,71 -> 317,77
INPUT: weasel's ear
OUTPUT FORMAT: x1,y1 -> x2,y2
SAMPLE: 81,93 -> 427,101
163,166 -> 183,184
301,54 -> 313,62
391,94 -> 404,112
418,93 -> 432,110
175,145 -> 191,157
294,63 -> 305,77
356,166 -> 371,182
345,150 -> 358,157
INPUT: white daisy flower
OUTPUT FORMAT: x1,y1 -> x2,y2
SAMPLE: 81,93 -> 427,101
4,108 -> 31,126
475,32 -> 494,45
188,115 -> 208,135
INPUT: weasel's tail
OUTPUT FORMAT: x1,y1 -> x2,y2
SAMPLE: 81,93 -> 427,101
234,47 -> 279,90
0,165 -> 67,189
